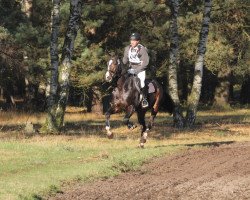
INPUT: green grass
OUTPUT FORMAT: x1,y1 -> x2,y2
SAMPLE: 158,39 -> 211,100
0,137 -> 182,200
0,108 -> 249,199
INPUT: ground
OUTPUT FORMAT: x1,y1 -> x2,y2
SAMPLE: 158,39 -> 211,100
51,141 -> 250,200
0,108 -> 249,199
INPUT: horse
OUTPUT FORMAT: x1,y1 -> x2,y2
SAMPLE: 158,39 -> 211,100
104,55 -> 174,147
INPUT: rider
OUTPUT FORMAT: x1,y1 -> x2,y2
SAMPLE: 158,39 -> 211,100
122,32 -> 149,108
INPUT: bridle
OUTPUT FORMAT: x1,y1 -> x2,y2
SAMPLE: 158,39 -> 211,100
107,58 -> 122,81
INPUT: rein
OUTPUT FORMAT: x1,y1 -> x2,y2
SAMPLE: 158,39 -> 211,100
106,57 -> 140,93
109,59 -> 123,80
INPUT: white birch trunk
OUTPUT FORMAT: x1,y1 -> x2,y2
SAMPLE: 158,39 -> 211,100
53,0 -> 83,129
43,0 -> 61,132
168,0 -> 184,128
186,0 -> 212,126
21,0 -> 33,18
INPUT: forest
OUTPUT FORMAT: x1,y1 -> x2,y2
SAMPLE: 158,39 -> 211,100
0,0 -> 249,129
0,1 -> 250,199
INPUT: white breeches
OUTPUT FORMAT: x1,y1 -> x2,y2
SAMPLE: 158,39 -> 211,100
137,70 -> 146,88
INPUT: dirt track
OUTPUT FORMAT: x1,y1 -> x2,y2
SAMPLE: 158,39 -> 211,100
51,142 -> 250,200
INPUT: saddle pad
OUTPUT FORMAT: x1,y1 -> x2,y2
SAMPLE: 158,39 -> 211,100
148,82 -> 156,93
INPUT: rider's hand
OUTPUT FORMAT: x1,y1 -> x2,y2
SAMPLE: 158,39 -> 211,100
127,68 -> 136,75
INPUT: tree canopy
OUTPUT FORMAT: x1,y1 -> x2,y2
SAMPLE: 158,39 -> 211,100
0,0 -> 249,112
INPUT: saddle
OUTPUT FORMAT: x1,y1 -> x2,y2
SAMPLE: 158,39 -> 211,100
148,82 -> 156,93
132,76 -> 157,94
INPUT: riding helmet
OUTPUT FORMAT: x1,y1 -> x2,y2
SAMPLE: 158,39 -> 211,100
130,32 -> 141,41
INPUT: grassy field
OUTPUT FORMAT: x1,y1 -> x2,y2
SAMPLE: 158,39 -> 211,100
0,108 -> 249,199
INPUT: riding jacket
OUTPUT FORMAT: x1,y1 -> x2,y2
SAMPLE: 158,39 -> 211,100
122,44 -> 149,74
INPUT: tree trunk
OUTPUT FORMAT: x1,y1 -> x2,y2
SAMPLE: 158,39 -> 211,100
44,0 -> 61,132
21,0 -> 33,18
240,75 -> 250,104
3,87 -> 16,109
213,67 -> 232,108
0,87 -> 3,100
85,87 -> 103,113
21,0 -> 33,104
168,0 -> 184,128
91,86 -> 103,114
53,0 -> 83,129
185,0 -> 212,127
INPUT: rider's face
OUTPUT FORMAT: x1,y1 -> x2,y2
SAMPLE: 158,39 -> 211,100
130,40 -> 139,47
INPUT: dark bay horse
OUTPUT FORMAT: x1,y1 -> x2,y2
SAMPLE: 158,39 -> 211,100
104,55 -> 173,147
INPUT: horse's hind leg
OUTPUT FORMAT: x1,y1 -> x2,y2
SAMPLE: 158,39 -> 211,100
147,85 -> 162,131
147,109 -> 157,131
105,107 -> 114,139
137,108 -> 147,148
123,105 -> 136,130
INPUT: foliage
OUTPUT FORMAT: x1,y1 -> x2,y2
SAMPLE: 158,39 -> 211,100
0,0 -> 249,109
0,26 -> 24,96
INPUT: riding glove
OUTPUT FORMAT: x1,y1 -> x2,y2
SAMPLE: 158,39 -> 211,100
127,68 -> 137,75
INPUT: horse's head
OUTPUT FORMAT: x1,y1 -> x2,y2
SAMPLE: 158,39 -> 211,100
105,56 -> 122,82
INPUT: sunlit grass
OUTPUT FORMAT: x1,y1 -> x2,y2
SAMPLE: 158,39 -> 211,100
0,137 -> 182,200
0,108 -> 249,199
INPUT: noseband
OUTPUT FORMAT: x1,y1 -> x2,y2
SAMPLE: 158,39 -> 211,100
108,59 -> 122,80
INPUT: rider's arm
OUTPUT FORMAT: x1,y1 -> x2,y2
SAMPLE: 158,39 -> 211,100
122,46 -> 129,65
135,46 -> 149,73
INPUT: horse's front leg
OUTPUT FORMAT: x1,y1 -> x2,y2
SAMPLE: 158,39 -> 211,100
123,105 -> 136,130
105,107 -> 114,139
137,107 -> 147,148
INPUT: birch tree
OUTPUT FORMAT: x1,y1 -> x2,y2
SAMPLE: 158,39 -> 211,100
21,0 -> 33,18
44,0 -> 82,132
52,0 -> 83,130
168,0 -> 184,128
185,0 -> 212,126
46,0 -> 61,132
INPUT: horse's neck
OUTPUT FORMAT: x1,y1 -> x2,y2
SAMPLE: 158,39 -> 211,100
117,75 -> 126,91
117,74 -> 140,92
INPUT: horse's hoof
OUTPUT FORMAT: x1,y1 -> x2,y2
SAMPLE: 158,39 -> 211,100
140,138 -> 146,144
106,126 -> 113,139
129,124 -> 137,130
138,143 -> 145,148
107,132 -> 114,139
140,132 -> 148,144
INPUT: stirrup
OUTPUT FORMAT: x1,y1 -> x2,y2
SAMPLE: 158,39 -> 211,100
142,99 -> 149,108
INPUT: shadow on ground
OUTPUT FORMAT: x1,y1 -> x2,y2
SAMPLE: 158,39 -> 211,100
154,141 -> 235,149
0,112 -> 249,139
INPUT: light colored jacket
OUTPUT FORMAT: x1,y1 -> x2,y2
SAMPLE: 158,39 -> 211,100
122,44 -> 149,74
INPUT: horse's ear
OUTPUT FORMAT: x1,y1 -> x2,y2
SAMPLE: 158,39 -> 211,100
115,49 -> 123,58
105,49 -> 112,56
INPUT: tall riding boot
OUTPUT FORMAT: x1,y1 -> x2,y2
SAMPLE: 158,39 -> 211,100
141,86 -> 149,108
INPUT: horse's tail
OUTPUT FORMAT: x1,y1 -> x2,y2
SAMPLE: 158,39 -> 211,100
151,80 -> 163,113
151,80 -> 174,114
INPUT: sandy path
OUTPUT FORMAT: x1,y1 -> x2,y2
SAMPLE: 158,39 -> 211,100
51,142 -> 250,200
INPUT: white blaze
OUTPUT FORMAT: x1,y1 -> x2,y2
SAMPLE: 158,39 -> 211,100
105,59 -> 113,82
